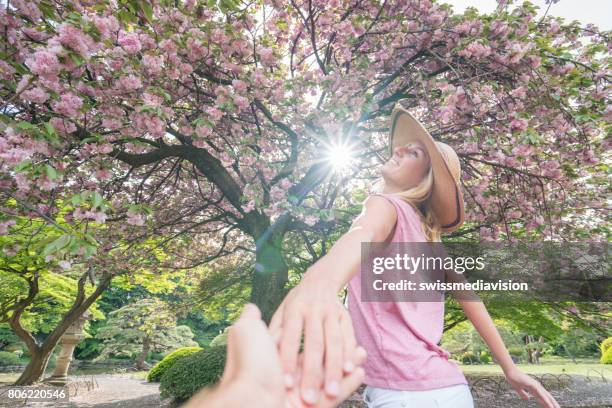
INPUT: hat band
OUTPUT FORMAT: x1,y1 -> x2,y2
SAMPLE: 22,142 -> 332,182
441,187 -> 462,230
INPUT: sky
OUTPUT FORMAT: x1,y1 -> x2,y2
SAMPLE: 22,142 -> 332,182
443,0 -> 611,30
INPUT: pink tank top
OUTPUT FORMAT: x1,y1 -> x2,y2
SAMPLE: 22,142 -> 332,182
347,193 -> 469,390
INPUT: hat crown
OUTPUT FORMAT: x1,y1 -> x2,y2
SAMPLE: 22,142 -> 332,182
434,142 -> 461,183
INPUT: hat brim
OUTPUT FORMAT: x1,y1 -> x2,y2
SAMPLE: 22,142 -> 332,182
388,105 -> 464,233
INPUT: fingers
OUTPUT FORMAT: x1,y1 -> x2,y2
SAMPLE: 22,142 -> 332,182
528,381 -> 559,408
221,303 -> 262,385
339,308 -> 358,373
323,313 -> 343,398
269,301 -> 285,339
288,347 -> 367,408
300,312 -> 325,405
334,367 -> 366,405
516,388 -> 530,401
279,304 -> 305,388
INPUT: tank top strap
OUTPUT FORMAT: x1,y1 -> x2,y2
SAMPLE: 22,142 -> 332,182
370,193 -> 427,242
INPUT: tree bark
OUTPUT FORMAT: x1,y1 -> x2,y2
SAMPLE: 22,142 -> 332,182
136,337 -> 151,370
14,348 -> 54,386
250,232 -> 289,323
12,273 -> 112,385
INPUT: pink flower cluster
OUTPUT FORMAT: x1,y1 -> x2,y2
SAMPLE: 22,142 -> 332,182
118,30 -> 142,54
51,92 -> 83,119
458,42 -> 492,59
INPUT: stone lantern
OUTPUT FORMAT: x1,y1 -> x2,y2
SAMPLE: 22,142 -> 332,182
46,310 -> 92,386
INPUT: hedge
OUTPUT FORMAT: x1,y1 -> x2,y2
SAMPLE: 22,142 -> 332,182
147,346 -> 202,382
600,337 -> 612,355
0,351 -> 20,366
160,346 -> 227,402
601,346 -> 612,365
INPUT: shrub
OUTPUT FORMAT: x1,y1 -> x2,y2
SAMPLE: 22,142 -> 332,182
0,351 -> 20,366
479,350 -> 492,364
160,346 -> 227,402
600,337 -> 612,355
209,329 -> 228,347
460,351 -> 478,364
601,346 -> 612,365
147,346 -> 202,382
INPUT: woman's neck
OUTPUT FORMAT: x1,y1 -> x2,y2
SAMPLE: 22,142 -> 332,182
381,182 -> 403,194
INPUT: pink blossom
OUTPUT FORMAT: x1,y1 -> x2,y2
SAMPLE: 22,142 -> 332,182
58,23 -> 94,57
234,95 -> 250,111
458,42 -> 491,59
259,46 -> 275,67
21,87 -> 50,104
207,106 -> 223,121
50,117 -> 77,134
115,74 -> 142,92
126,208 -> 145,226
92,15 -> 119,40
232,79 -> 248,93
25,49 -> 61,79
304,215 -> 318,226
509,118 -> 528,132
193,139 -> 207,148
95,167 -> 112,180
0,219 -> 16,235
118,30 -> 142,54
52,92 -> 82,118
142,54 -> 164,75
195,123 -> 212,138
510,86 -> 527,100
58,260 -> 72,270
146,116 -> 166,138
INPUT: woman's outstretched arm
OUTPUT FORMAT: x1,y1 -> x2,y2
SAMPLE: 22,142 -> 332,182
458,300 -> 560,408
268,195 -> 397,405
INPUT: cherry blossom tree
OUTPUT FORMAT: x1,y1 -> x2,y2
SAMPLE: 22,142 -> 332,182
1,0 -> 609,341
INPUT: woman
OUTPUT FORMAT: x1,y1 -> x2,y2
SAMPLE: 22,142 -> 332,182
270,104 -> 560,408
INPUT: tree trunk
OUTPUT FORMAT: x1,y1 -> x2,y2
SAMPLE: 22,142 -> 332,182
11,273 -> 112,385
250,232 -> 289,323
136,337 -> 151,370
14,346 -> 54,385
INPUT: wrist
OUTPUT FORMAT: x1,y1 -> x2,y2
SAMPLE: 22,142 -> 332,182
501,363 -> 519,377
302,266 -> 344,293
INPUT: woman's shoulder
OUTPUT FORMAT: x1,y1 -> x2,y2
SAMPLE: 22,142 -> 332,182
367,193 -> 420,219
367,193 -> 424,237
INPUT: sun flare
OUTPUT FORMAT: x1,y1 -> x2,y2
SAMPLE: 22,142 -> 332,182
326,142 -> 355,171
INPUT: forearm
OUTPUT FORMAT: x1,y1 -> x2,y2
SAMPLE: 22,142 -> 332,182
301,226 -> 375,293
459,300 -> 517,375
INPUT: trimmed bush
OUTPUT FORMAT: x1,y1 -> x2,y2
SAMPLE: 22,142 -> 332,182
209,329 -> 228,347
601,346 -> 612,365
0,351 -> 21,366
479,350 -> 492,363
600,337 -> 612,355
460,351 -> 478,364
160,346 -> 227,402
147,346 -> 202,382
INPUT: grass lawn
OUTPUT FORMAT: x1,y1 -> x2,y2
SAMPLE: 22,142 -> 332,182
458,357 -> 610,377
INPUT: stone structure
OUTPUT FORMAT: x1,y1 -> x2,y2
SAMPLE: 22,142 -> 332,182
45,310 -> 92,386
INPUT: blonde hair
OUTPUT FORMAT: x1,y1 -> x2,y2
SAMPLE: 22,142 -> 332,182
374,166 -> 442,242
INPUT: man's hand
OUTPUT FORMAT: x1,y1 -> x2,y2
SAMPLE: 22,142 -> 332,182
183,303 -> 366,408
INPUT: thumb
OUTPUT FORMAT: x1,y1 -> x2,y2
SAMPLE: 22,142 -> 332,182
516,388 -> 530,400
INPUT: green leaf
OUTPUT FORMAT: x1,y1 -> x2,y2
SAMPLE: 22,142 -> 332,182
91,191 -> 103,209
140,0 -> 154,22
13,160 -> 32,173
71,194 -> 83,206
69,52 -> 85,67
44,164 -> 58,180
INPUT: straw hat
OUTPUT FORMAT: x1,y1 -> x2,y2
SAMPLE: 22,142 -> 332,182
388,103 -> 465,233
